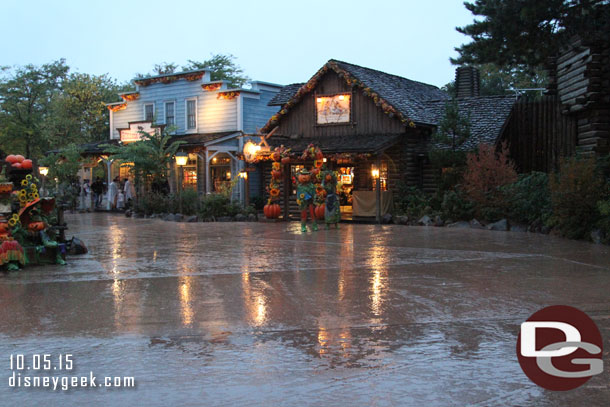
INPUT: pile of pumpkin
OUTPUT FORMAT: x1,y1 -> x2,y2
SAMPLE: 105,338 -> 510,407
4,154 -> 34,170
264,146 -> 291,219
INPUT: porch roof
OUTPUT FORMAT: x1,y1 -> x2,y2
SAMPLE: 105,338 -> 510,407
172,131 -> 241,147
47,139 -> 120,156
270,134 -> 401,155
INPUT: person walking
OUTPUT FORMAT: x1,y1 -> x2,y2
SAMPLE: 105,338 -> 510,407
81,179 -> 92,212
91,177 -> 104,209
108,177 -> 119,211
123,178 -> 136,210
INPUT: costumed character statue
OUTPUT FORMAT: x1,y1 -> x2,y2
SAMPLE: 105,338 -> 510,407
322,170 -> 340,229
296,169 -> 317,232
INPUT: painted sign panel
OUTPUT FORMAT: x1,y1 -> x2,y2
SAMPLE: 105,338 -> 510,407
119,121 -> 160,143
316,94 -> 351,124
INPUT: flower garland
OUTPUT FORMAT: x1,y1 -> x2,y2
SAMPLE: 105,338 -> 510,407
120,92 -> 140,102
217,91 -> 240,100
107,103 -> 127,112
266,146 -> 291,205
261,61 -> 416,132
202,83 -> 223,92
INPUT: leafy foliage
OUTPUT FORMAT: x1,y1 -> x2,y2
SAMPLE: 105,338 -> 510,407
440,189 -> 475,221
184,54 -> 249,88
549,157 -> 604,239
102,129 -> 185,192
453,0 -> 610,69
432,100 -> 471,151
0,59 -> 69,157
39,143 -> 84,207
429,149 -> 468,191
463,143 -> 518,216
394,183 -> 432,219
503,172 -> 552,224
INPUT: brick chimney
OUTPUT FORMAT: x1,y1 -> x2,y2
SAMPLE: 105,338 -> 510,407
455,66 -> 480,98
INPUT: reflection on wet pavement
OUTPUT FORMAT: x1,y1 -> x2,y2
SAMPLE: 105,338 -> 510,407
0,213 -> 609,406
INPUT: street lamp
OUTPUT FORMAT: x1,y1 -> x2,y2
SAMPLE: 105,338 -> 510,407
239,170 -> 249,206
39,166 -> 49,197
175,152 -> 188,214
372,165 -> 381,224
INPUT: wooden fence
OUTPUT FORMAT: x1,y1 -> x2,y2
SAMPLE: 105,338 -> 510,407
499,96 -> 577,173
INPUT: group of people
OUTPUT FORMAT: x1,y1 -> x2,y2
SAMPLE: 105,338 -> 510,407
80,177 -> 136,212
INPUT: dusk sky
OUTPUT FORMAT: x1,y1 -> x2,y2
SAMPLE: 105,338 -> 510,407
1,0 -> 475,88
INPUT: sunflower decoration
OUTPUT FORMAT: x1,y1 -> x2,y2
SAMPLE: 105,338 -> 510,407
8,214 -> 20,227
269,188 -> 280,197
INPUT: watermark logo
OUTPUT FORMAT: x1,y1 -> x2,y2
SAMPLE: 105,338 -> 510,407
517,305 -> 603,391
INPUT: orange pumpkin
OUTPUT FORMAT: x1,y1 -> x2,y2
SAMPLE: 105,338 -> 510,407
271,151 -> 281,162
325,174 -> 333,182
297,173 -> 310,183
264,203 -> 281,219
271,170 -> 282,180
20,159 -> 33,170
281,156 -> 291,165
5,155 -> 18,164
0,223 -> 10,233
27,221 -> 45,232
11,162 -> 22,169
315,204 -> 325,219
14,155 -> 25,163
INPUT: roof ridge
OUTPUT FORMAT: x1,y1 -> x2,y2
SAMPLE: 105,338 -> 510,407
329,59 -> 442,90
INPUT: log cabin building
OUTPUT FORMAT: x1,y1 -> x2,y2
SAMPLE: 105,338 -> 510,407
258,60 -> 515,220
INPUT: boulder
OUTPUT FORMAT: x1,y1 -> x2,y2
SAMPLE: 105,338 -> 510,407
418,215 -> 433,226
395,215 -> 409,225
382,213 -> 393,224
469,219 -> 484,229
247,213 -> 258,222
434,215 -> 444,227
447,221 -> 470,228
164,213 -> 176,221
486,219 -> 508,231
173,214 -> 184,222
185,215 -> 198,223
235,214 -> 247,222
510,223 -> 528,232
217,216 -> 232,222
590,229 -> 603,244
540,225 -> 551,235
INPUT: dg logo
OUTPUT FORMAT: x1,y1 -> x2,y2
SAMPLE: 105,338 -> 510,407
517,305 -> 604,391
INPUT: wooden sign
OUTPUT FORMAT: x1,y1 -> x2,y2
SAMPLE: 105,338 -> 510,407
119,121 -> 160,143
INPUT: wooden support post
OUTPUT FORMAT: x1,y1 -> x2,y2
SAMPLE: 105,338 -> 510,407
283,163 -> 290,221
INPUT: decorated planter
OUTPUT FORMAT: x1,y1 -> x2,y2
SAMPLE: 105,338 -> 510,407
0,183 -> 13,194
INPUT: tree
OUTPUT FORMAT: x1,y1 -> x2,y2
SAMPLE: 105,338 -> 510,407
0,59 -> 69,158
102,128 -> 185,193
39,143 -> 84,208
45,73 -> 125,144
453,0 -> 610,69
183,54 -> 249,87
433,100 -> 471,151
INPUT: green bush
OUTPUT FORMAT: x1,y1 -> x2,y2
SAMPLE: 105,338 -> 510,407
503,172 -> 552,225
394,183 -> 433,218
199,194 -> 231,218
550,157 -> 604,240
429,149 -> 467,191
250,195 -> 265,210
134,193 -> 170,215
441,189 -> 475,221
178,188 -> 199,216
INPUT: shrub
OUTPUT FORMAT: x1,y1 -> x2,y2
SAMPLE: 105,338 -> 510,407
134,193 -> 169,215
597,196 -> 610,244
549,157 -> 604,239
503,172 -> 552,225
463,142 -> 517,218
199,194 -> 231,218
250,195 -> 265,211
440,189 -> 475,221
178,188 -> 199,216
429,149 -> 468,191
394,183 -> 433,219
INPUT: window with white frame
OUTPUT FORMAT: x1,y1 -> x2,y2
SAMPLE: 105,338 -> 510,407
165,101 -> 175,126
186,99 -> 197,130
144,103 -> 154,122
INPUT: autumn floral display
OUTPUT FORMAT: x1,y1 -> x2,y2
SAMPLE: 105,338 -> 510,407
120,92 -> 140,102
217,91 -> 240,100
202,83 -> 223,92
107,103 -> 127,112
134,72 -> 204,87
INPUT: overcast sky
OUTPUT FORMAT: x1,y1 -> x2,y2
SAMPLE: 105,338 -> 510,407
1,0 -> 475,88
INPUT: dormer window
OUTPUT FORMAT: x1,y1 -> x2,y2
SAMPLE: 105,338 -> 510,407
316,93 -> 351,124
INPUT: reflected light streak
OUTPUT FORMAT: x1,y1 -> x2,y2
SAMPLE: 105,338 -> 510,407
179,277 -> 194,326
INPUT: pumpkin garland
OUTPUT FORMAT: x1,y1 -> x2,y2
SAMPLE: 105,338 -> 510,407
264,146 -> 291,219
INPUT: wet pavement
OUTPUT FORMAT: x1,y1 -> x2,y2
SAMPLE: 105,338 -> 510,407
0,212 -> 609,406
